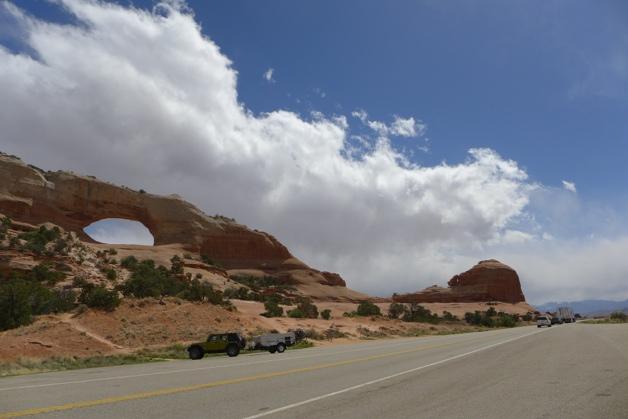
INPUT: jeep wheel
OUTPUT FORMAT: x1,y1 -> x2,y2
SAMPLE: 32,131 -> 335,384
188,346 -> 204,360
269,346 -> 277,354
276,343 -> 286,353
226,343 -> 240,357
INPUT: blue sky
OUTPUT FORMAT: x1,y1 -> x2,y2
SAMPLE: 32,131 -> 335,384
10,0 -> 627,198
2,0 -> 628,302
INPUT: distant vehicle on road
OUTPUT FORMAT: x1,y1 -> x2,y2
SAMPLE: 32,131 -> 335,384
551,316 -> 563,325
558,307 -> 575,323
537,316 -> 552,328
187,332 -> 246,359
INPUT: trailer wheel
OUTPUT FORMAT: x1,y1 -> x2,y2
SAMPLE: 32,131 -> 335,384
269,346 -> 277,354
276,343 -> 286,353
226,343 -> 240,357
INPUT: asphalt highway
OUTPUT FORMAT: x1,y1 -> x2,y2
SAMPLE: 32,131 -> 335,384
0,323 -> 626,418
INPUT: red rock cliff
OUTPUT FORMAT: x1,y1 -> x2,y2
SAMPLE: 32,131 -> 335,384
0,153 -> 341,283
393,259 -> 526,304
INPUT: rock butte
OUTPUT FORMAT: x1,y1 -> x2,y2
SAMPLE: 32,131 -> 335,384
393,259 -> 527,304
0,153 -> 353,292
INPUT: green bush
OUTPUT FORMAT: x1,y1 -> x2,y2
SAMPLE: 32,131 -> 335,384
403,304 -> 440,324
262,297 -> 284,317
610,311 -> 628,322
79,285 -> 120,312
170,255 -> 184,275
120,255 -> 139,270
442,311 -> 458,321
0,277 -> 33,330
294,297 -> 319,319
0,274 -> 77,331
29,263 -> 66,285
18,225 -> 61,255
104,269 -> 117,281
388,303 -> 407,319
287,308 -> 305,318
464,310 -> 517,328
356,301 -> 381,316
320,309 -> 332,320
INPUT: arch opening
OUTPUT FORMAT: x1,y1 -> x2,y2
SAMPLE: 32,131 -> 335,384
83,218 -> 155,245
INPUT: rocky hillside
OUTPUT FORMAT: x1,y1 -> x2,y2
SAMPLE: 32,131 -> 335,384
0,152 -> 365,301
393,259 -> 529,305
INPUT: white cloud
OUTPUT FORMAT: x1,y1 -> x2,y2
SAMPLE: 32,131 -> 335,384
263,67 -> 274,83
390,116 -> 426,138
84,219 -> 154,245
562,180 -> 577,193
351,110 -> 426,138
0,1 -> 626,302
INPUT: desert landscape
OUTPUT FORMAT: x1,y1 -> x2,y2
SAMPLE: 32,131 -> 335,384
0,152 -> 535,374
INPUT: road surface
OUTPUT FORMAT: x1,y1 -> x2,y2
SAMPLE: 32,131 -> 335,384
0,323 -> 626,418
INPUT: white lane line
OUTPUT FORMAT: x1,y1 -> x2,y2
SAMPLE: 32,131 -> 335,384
244,328 -> 548,419
0,335 -> 462,392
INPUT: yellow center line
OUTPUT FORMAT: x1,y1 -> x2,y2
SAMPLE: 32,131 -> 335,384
0,337 -> 485,418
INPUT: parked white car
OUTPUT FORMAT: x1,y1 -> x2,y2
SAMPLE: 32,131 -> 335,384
536,316 -> 552,328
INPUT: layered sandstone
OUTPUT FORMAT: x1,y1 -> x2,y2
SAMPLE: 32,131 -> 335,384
0,153 -> 348,289
394,259 -> 526,304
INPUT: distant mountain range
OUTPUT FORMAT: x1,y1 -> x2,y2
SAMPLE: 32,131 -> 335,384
535,300 -> 628,316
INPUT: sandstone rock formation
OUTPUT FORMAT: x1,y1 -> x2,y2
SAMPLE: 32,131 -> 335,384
393,259 -> 526,304
0,153 -> 349,289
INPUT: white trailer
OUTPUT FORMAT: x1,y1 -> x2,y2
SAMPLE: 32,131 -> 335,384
250,332 -> 298,354
558,306 -> 575,323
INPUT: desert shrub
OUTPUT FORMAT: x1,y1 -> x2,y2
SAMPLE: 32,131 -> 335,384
262,297 -> 284,318
78,285 -> 120,311
320,308 -> 332,320
0,216 -> 11,240
0,274 -> 77,331
324,327 -> 346,340
179,279 -> 223,304
103,268 -> 117,281
402,304 -> 440,324
170,255 -> 184,275
464,310 -> 517,328
18,225 -> 61,255
1,216 -> 11,228
356,301 -> 381,317
294,297 -> 319,319
304,328 -> 325,340
0,277 -> 33,330
287,308 -> 305,318
120,255 -> 139,270
610,311 -> 628,322
120,259 -> 185,298
442,311 -> 458,321
107,248 -> 118,255
388,302 -> 407,319
29,263 -> 66,285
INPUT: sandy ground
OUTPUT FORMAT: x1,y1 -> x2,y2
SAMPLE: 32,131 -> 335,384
0,297 -> 535,362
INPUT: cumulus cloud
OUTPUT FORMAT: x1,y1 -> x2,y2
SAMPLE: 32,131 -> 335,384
562,180 -> 577,193
0,0 -> 624,302
263,67 -> 274,83
351,110 -> 426,138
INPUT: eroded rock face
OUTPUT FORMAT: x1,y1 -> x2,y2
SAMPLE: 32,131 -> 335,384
394,259 -> 526,304
0,153 -> 342,285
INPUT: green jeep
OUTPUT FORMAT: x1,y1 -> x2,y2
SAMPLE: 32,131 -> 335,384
187,333 -> 246,359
